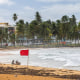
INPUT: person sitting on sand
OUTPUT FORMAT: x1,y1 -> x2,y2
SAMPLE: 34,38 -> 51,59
16,60 -> 20,65
11,60 -> 14,64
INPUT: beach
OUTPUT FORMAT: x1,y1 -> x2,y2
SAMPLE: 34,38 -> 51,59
0,74 -> 70,80
0,47 -> 80,79
0,64 -> 80,80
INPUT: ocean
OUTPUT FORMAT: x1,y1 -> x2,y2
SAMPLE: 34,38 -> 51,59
0,48 -> 80,71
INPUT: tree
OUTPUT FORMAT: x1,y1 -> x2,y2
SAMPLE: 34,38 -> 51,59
56,20 -> 61,40
72,15 -> 76,26
13,13 -> 18,24
61,15 -> 69,41
29,20 -> 40,38
24,22 -> 29,38
51,21 -> 57,36
40,22 -> 51,39
77,22 -> 80,44
12,13 -> 18,46
9,33 -> 15,46
61,15 -> 69,23
4,28 -> 8,45
0,28 -> 3,47
35,12 -> 42,23
16,19 -> 24,35
16,19 -> 25,45
72,25 -> 78,45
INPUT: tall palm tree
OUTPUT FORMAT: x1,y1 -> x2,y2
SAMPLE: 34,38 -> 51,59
12,13 -> 18,46
40,22 -> 51,39
16,19 -> 25,46
13,13 -> 18,24
56,20 -> 61,44
72,15 -> 76,26
61,15 -> 69,23
77,22 -> 80,45
29,20 -> 40,38
0,28 -> 3,47
35,11 -> 42,23
61,15 -> 69,41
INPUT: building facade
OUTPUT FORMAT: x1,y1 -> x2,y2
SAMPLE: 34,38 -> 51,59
0,23 -> 15,34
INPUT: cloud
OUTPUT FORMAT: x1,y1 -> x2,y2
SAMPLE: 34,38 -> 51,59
24,6 -> 35,11
36,0 -> 80,3
1,1 -> 80,25
36,0 -> 62,2
0,9 -> 16,25
0,6 -> 35,25
40,3 -> 80,21
0,16 -> 12,25
0,17 -> 5,22
0,0 -> 14,5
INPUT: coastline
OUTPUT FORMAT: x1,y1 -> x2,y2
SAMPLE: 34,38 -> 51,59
0,46 -> 80,53
0,64 -> 80,80
0,47 -> 80,79
0,47 -> 80,70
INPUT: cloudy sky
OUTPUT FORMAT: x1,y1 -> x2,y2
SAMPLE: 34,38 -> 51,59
0,0 -> 80,25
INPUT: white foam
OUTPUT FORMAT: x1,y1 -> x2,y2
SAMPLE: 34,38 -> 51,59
1,48 -> 80,71
64,60 -> 80,67
54,57 -> 66,61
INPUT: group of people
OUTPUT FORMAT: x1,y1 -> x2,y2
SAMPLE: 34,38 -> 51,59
11,60 -> 21,65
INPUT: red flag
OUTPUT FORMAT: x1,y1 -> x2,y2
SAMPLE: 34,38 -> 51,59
20,50 -> 29,56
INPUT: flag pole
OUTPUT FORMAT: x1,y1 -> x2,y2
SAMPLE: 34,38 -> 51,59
27,49 -> 29,69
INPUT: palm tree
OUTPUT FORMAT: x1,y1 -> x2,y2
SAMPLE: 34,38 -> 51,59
24,22 -> 29,38
16,19 -> 25,46
13,13 -> 18,24
72,15 -> 76,26
35,11 -> 42,23
56,20 -> 62,44
4,28 -> 8,47
0,28 -> 3,47
9,33 -> 15,46
12,13 -> 18,46
29,20 -> 40,38
77,22 -> 80,45
72,25 -> 78,45
40,22 -> 51,39
61,15 -> 69,41
51,22 -> 57,36
61,15 -> 69,23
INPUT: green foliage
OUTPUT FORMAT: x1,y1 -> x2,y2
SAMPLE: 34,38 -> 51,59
61,15 -> 69,23
0,28 -> 3,42
35,11 -> 42,23
13,12 -> 80,41
9,33 -> 15,43
16,19 -> 25,36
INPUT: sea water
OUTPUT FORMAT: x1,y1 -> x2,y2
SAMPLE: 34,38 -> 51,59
0,48 -> 80,71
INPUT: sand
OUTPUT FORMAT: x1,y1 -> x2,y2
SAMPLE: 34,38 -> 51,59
0,64 -> 79,80
0,74 -> 71,80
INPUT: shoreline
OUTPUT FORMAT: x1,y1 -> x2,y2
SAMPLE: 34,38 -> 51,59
0,47 -> 80,79
0,64 -> 80,79
0,46 -> 80,50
